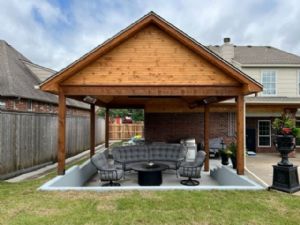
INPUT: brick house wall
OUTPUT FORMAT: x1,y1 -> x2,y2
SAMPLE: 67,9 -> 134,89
145,112 -> 299,153
246,117 -> 276,153
246,117 -> 300,153
0,97 -> 88,116
144,112 -> 235,146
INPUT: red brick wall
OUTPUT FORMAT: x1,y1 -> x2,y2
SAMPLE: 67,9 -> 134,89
246,117 -> 300,153
145,112 -> 300,153
246,117 -> 276,153
144,112 -> 235,145
0,97 -> 89,116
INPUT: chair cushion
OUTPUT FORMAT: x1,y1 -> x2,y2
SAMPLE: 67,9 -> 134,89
99,169 -> 123,181
178,166 -> 201,178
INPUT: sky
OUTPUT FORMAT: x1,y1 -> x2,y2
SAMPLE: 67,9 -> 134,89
0,0 -> 300,71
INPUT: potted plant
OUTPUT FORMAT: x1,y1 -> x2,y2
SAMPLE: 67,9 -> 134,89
272,113 -> 300,166
223,142 -> 237,169
219,148 -> 229,165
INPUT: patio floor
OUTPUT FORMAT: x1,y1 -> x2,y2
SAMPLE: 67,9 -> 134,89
246,152 -> 300,195
85,159 -> 221,187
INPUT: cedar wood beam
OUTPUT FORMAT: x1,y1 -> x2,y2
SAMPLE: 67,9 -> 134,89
90,104 -> 95,157
204,104 -> 210,171
236,95 -> 245,175
61,86 -> 243,96
57,89 -> 66,175
105,108 -> 109,148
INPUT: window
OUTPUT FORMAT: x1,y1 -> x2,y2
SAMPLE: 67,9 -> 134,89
261,70 -> 276,96
27,100 -> 33,111
0,100 -> 5,109
296,120 -> 300,147
258,120 -> 271,147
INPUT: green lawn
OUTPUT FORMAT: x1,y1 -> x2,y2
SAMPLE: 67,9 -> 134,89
0,159 -> 300,225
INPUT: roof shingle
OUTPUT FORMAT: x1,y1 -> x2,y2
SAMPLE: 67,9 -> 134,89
0,40 -> 88,109
207,45 -> 300,65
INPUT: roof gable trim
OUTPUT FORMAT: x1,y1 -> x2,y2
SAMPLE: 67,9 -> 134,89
40,11 -> 262,94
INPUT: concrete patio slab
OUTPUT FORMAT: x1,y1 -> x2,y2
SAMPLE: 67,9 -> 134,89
246,153 -> 300,195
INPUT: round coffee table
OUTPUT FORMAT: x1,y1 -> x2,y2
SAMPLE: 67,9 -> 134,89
130,163 -> 169,186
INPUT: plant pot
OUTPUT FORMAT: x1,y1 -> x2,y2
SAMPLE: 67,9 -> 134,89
275,135 -> 295,166
220,153 -> 229,165
230,156 -> 237,169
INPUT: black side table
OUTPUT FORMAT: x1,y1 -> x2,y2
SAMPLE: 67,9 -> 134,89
131,163 -> 169,186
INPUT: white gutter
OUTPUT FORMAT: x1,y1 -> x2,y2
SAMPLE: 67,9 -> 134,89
242,64 -> 300,68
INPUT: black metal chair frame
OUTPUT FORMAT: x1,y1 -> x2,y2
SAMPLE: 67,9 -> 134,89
179,166 -> 201,186
91,155 -> 122,187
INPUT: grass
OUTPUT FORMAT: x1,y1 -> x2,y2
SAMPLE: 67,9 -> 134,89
0,159 -> 300,225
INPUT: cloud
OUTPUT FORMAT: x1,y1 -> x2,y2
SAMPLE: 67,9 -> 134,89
0,0 -> 299,71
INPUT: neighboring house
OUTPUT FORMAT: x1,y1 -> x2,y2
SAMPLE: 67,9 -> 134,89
208,38 -> 300,153
0,40 -> 105,179
0,40 -> 89,114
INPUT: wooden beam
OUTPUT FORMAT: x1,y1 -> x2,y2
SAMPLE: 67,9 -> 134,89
204,104 -> 210,171
61,85 -> 243,97
105,108 -> 109,148
90,104 -> 95,157
57,89 -> 66,175
107,104 -> 144,109
236,95 -> 245,175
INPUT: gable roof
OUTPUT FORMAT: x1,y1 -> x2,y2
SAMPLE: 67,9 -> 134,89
0,40 -> 88,109
40,12 -> 262,94
208,45 -> 300,65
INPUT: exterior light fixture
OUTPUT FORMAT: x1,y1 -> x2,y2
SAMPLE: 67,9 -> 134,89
83,96 -> 97,104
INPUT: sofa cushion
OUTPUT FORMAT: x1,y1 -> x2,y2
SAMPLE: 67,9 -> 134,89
112,145 -> 148,163
148,143 -> 183,161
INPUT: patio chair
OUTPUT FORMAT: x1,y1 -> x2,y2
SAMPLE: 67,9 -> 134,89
91,152 -> 124,186
178,150 -> 206,186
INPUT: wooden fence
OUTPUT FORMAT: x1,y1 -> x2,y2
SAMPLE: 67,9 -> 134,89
109,123 -> 144,140
0,110 -> 105,177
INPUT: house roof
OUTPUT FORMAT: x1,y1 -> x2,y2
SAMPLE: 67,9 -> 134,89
0,40 -> 88,109
40,11 -> 262,94
208,45 -> 300,65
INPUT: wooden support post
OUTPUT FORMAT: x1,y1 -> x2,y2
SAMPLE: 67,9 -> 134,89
57,89 -> 66,175
90,104 -> 95,158
236,95 -> 245,175
105,108 -> 109,148
204,104 -> 210,171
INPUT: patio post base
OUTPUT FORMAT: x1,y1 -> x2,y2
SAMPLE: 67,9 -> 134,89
270,165 -> 300,193
180,178 -> 199,186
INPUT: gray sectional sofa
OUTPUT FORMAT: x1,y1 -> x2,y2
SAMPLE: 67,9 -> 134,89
112,143 -> 186,171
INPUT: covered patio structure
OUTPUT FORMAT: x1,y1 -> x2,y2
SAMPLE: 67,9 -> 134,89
40,12 -> 262,177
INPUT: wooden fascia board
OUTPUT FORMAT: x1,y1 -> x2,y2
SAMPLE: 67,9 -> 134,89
61,85 -> 244,97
